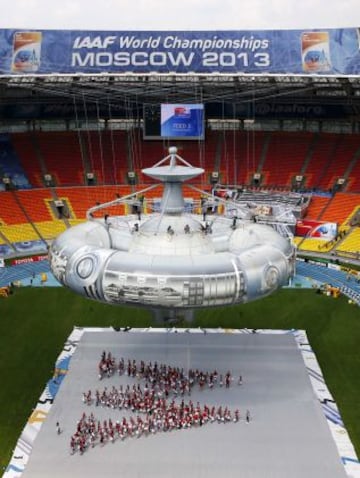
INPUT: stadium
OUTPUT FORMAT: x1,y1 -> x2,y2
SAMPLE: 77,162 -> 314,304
0,27 -> 360,477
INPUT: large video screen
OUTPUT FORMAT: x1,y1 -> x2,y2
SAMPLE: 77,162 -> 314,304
161,104 -> 204,139
143,103 -> 204,140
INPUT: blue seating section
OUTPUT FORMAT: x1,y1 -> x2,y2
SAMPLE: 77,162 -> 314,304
0,133 -> 31,189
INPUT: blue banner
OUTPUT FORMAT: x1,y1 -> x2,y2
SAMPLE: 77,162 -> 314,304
0,28 -> 360,75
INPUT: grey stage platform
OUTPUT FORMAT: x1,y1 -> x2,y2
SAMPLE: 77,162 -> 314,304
22,331 -> 347,478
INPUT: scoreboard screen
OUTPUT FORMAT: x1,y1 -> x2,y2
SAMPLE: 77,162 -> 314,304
144,103 -> 204,140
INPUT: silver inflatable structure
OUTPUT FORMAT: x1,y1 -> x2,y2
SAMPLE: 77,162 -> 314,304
49,147 -> 296,319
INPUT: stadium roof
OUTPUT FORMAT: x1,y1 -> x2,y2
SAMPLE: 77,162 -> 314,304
1,74 -> 360,107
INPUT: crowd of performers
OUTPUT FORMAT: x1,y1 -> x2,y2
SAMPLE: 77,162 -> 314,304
97,351 -> 241,391
71,401 -> 243,454
70,352 -> 247,455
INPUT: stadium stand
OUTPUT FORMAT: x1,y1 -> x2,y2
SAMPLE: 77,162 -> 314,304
347,155 -> 360,193
15,189 -> 54,222
11,132 -> 44,187
336,228 -> 360,255
297,237 -> 334,253
4,130 -> 360,192
2,132 -> 360,257
261,132 -> 312,187
220,131 -> 266,185
0,223 -> 41,243
133,139 -> 168,183
303,195 -> 331,220
315,134 -> 360,192
0,134 -> 31,189
35,221 -> 67,240
0,191 -> 29,224
303,133 -> 339,190
199,129 -> 219,175
84,130 -> 129,185
34,131 -> 85,186
320,192 -> 360,225
56,185 -> 132,220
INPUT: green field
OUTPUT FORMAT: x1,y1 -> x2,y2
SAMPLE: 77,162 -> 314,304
0,287 -> 359,471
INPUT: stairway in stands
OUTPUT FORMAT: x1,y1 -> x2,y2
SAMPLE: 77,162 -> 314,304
84,130 -> 129,184
316,134 -> 359,191
35,131 -> 85,186
304,196 -> 331,220
303,134 -> 340,190
319,192 -> 360,225
261,132 -> 313,187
